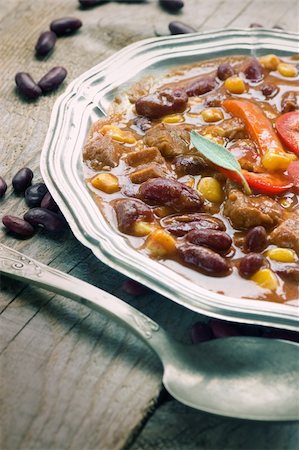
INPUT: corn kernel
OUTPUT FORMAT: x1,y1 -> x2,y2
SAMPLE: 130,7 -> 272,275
251,269 -> 279,291
162,114 -> 185,123
133,221 -> 153,237
91,173 -> 120,193
277,63 -> 298,77
267,248 -> 296,263
198,177 -> 224,203
201,108 -> 224,123
259,54 -> 280,70
224,76 -> 246,94
145,229 -> 176,257
100,125 -> 136,144
262,150 -> 296,171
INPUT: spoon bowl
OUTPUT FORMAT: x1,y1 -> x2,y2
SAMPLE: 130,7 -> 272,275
1,243 -> 298,421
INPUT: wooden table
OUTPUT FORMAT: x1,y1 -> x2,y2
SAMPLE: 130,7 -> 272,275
0,1 -> 298,449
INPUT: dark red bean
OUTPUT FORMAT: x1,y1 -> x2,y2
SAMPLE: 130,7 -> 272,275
262,328 -> 299,343
0,177 -> 7,197
2,215 -> 35,238
174,155 -> 208,176
25,183 -> 48,207
163,213 -> 226,237
245,226 -> 267,252
210,320 -> 241,338
113,198 -> 154,234
191,322 -> 213,344
239,253 -> 265,277
15,73 -> 42,100
122,279 -> 149,296
186,228 -> 232,253
139,178 -> 204,213
160,0 -> 184,12
185,77 -> 217,97
79,0 -> 108,6
135,89 -> 188,119
24,208 -> 66,232
243,58 -> 264,82
168,21 -> 197,34
249,23 -> 263,28
38,67 -> 67,93
261,84 -> 278,97
40,192 -> 59,212
178,244 -> 231,276
12,168 -> 33,193
217,62 -> 234,81
35,31 -> 57,56
50,17 -> 82,36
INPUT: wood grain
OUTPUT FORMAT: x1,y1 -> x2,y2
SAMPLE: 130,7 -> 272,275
0,0 -> 297,449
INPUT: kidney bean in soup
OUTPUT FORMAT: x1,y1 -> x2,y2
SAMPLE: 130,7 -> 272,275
83,54 -> 299,303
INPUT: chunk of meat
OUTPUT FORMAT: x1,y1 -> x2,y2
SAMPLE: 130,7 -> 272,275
270,213 -> 299,254
173,154 -> 209,176
224,189 -> 282,229
83,132 -> 121,170
138,178 -> 204,213
198,118 -> 247,141
129,164 -> 165,184
144,123 -> 191,158
113,198 -> 154,234
281,91 -> 299,114
125,147 -> 164,167
228,139 -> 261,171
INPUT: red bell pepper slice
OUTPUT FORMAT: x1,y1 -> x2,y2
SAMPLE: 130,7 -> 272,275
276,112 -> 299,156
287,160 -> 299,192
223,99 -> 284,156
219,167 -> 293,195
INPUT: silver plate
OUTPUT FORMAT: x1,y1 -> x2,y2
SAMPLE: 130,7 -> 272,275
41,28 -> 299,331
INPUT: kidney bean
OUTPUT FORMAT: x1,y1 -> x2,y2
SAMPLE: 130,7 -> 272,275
50,17 -> 82,36
162,213 -> 226,236
2,215 -> 35,238
191,322 -> 213,344
122,279 -> 149,296
113,198 -> 154,234
178,243 -> 231,276
40,192 -> 59,212
239,253 -> 265,277
25,183 -> 48,207
185,77 -> 217,97
12,167 -> 33,193
217,62 -> 234,81
249,23 -> 263,28
35,31 -> 57,56
139,178 -> 204,213
0,177 -> 7,197
79,0 -> 108,6
168,21 -> 197,34
245,226 -> 267,252
210,319 -> 241,338
261,84 -> 278,97
24,208 -> 66,232
186,228 -> 232,253
135,89 -> 188,119
243,58 -> 264,82
160,0 -> 184,12
15,73 -> 42,100
38,67 -> 67,93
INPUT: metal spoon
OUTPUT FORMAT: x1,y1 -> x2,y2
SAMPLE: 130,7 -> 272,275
1,243 -> 298,421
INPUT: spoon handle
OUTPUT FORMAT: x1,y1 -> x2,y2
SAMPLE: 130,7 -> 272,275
0,244 -> 170,356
